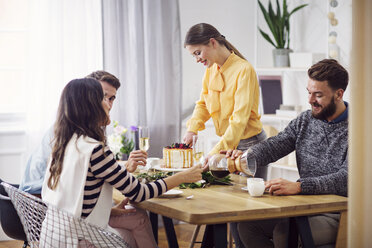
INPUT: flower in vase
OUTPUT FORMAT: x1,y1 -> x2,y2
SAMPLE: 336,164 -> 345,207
108,121 -> 134,160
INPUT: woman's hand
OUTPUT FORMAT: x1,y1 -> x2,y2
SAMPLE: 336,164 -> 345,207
181,164 -> 204,183
126,150 -> 147,173
183,131 -> 197,146
221,149 -> 243,159
110,198 -> 136,216
163,164 -> 203,189
202,155 -> 211,172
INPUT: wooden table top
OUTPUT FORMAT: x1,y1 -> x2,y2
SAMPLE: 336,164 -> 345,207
114,175 -> 348,225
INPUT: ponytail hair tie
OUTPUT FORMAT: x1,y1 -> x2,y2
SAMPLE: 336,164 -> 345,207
221,35 -> 225,39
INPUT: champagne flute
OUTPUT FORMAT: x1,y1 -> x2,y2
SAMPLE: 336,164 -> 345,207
192,135 -> 204,165
139,126 -> 151,172
139,126 -> 150,151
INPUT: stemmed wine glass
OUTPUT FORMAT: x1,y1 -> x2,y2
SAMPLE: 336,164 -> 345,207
139,126 -> 152,172
139,126 -> 150,152
192,135 -> 204,165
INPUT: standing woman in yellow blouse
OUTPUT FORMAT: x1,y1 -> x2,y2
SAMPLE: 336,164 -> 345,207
183,23 -> 266,165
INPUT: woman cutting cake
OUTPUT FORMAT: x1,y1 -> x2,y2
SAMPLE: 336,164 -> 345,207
182,23 -> 267,248
183,23 -> 266,162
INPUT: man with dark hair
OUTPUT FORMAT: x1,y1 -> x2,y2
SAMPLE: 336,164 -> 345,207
87,70 -> 121,89
87,70 -> 121,110
227,59 -> 349,247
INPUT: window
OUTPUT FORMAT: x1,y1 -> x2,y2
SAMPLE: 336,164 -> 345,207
0,0 -> 29,113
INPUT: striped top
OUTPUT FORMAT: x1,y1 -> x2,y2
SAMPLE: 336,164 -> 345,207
81,144 -> 167,218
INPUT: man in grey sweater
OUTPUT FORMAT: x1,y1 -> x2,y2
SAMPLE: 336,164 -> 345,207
227,59 -> 349,247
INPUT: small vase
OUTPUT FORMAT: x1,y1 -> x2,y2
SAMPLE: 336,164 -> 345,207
121,153 -> 129,161
272,48 -> 291,67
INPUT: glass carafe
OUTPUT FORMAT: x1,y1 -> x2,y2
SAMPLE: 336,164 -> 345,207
208,150 -> 256,178
236,150 -> 257,177
208,154 -> 230,179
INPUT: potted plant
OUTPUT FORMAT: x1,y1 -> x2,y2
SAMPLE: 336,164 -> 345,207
257,0 -> 308,67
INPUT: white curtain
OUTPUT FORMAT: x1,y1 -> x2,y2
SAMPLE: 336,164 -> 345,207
102,0 -> 182,157
25,0 -> 103,158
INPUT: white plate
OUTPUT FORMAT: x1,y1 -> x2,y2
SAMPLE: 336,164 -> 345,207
159,189 -> 183,198
153,165 -> 188,172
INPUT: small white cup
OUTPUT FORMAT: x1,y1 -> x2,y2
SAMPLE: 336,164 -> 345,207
247,178 -> 265,197
147,157 -> 161,169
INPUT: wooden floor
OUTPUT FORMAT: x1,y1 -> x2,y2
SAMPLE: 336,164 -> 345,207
0,223 -> 210,248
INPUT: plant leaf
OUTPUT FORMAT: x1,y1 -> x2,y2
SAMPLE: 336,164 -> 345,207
288,4 -> 308,17
267,1 -> 280,46
258,0 -> 279,47
282,0 -> 289,48
276,0 -> 281,19
258,28 -> 277,48
257,0 -> 307,49
275,0 -> 284,47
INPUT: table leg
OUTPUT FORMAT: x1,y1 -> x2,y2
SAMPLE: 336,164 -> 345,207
162,216 -> 179,248
149,212 -> 158,243
335,211 -> 347,248
201,224 -> 227,248
213,224 -> 227,248
189,225 -> 201,248
201,224 -> 214,248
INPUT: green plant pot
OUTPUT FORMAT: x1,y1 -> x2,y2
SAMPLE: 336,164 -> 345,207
272,49 -> 291,67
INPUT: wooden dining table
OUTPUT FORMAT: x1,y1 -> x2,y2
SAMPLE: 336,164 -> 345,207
113,174 -> 347,248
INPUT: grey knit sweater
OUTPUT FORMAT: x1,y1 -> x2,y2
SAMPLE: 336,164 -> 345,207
251,110 -> 348,196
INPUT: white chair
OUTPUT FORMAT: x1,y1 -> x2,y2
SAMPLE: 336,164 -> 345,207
1,182 -> 130,248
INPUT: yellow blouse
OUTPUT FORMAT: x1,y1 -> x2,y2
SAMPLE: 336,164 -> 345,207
186,53 -> 262,155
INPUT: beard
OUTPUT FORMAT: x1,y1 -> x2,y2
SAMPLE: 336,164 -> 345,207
311,96 -> 337,120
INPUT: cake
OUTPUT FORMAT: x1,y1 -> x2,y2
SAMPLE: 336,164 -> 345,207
163,143 -> 193,169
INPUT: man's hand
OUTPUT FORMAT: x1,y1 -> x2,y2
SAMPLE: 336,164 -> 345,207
126,150 -> 147,173
183,131 -> 197,147
265,178 -> 302,196
110,197 -> 136,216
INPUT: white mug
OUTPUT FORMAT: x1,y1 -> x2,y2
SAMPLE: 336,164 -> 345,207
247,178 -> 265,197
147,157 -> 161,169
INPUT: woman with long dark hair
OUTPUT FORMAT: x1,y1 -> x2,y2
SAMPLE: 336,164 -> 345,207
42,78 -> 202,247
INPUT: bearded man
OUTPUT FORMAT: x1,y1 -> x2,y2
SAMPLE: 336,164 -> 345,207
226,59 -> 349,248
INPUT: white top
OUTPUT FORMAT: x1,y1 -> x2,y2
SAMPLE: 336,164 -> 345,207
42,134 -> 112,228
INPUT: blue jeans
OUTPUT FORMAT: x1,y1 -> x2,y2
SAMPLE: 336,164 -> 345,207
231,130 -> 267,248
